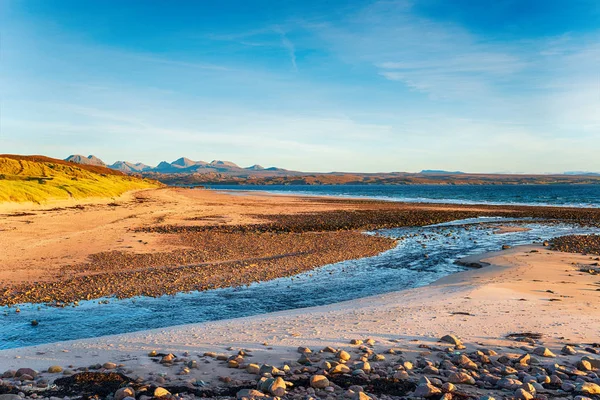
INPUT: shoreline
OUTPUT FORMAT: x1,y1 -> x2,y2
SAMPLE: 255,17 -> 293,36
1,244 -> 599,398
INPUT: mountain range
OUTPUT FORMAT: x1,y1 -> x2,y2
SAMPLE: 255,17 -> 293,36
64,154 -> 600,186
65,155 -> 294,176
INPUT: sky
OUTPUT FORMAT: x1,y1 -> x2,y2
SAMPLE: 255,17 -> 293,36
1,0 -> 599,173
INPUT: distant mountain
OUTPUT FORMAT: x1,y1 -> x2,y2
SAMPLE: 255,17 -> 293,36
65,154 -> 106,167
171,157 -> 207,168
421,169 -> 464,174
66,154 -> 293,175
109,161 -> 152,173
564,171 -> 600,176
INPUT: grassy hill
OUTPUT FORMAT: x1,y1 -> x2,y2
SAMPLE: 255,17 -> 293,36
0,155 -> 162,203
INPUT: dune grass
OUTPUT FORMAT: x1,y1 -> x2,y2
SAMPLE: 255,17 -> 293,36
0,156 -> 161,204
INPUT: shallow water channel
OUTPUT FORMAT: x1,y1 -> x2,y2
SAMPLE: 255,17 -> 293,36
1,217 -> 597,350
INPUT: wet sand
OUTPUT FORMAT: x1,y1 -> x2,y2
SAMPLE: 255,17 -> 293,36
2,187 -> 600,306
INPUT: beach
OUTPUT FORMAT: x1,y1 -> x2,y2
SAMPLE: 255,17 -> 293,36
1,188 -> 600,398
1,244 -> 599,398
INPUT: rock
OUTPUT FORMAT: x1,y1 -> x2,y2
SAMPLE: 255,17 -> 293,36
578,359 -> 593,371
337,350 -> 351,361
15,368 -> 37,378
154,387 -> 170,397
440,334 -> 462,346
393,370 -> 410,379
365,338 -> 376,346
259,364 -> 281,376
533,347 -> 556,357
354,361 -> 371,372
441,382 -> 455,393
246,364 -> 260,374
577,382 -> 600,395
310,375 -> 330,389
0,395 -> 22,400
267,377 -> 287,396
372,354 -> 385,361
115,387 -> 135,400
353,392 -> 372,400
502,245 -> 511,250
448,372 -> 475,385
297,346 -> 311,354
298,353 -> 312,365
514,389 -> 534,400
47,365 -> 63,373
582,356 -> 600,369
562,345 -> 577,355
2,370 -> 15,378
237,389 -> 266,399
148,350 -> 158,357
322,346 -> 337,353
331,364 -> 351,374
102,362 -> 117,370
350,339 -> 363,345
497,378 -> 523,390
414,383 -> 442,397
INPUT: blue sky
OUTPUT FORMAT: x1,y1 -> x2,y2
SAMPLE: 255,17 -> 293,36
1,0 -> 599,173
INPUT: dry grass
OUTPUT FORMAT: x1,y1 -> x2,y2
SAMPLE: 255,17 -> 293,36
0,156 -> 161,203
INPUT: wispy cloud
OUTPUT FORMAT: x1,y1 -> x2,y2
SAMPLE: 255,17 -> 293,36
274,26 -> 298,71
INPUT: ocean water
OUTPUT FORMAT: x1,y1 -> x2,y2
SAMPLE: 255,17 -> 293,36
206,184 -> 600,208
2,218 -> 598,350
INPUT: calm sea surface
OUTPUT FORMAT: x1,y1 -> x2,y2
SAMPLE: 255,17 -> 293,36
207,184 -> 600,208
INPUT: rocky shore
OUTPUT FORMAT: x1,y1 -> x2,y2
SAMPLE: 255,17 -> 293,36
1,334 -> 599,400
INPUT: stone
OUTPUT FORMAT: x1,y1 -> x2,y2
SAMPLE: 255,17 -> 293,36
115,387 -> 135,400
351,339 -> 364,345
337,350 -> 351,361
353,392 -> 372,400
298,354 -> 312,365
47,366 -> 63,373
298,346 -> 312,354
562,345 -> 577,355
354,361 -> 371,372
228,360 -> 239,368
448,372 -> 475,385
331,364 -> 351,374
533,347 -> 556,358
578,360 -> 593,371
0,395 -> 22,400
442,382 -> 455,393
440,334 -> 463,346
514,389 -> 534,400
237,389 -> 266,399
578,382 -> 600,395
310,375 -> 330,389
15,368 -> 37,378
154,387 -> 170,397
267,377 -> 287,396
246,364 -> 260,374
259,364 -> 281,376
414,383 -> 442,397
393,370 -> 410,379
497,378 -> 523,390
102,362 -> 117,370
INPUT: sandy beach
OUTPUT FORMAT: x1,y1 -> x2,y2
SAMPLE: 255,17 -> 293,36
1,188 -> 600,399
1,244 -> 599,398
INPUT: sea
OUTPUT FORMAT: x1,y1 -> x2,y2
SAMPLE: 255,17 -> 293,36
206,184 -> 600,208
2,184 -> 600,349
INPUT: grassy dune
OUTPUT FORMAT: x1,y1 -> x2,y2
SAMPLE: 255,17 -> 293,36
0,155 -> 161,203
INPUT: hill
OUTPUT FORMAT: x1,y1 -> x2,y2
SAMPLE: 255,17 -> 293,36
0,155 -> 161,204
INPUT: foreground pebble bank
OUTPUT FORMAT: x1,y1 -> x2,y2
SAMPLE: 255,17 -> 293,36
1,245 -> 599,399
